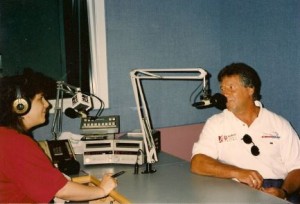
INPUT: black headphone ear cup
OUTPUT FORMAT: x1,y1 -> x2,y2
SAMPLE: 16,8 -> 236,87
12,87 -> 31,115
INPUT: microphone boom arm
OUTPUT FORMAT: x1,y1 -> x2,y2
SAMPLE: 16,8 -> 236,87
130,68 -> 208,167
51,81 -> 85,140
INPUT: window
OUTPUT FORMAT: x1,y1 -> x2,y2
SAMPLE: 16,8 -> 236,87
50,0 -> 108,111
87,0 -> 109,107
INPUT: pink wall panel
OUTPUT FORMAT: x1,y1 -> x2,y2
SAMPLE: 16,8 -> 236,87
159,123 -> 204,161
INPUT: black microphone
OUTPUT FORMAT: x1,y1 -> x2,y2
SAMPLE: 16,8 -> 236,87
210,93 -> 227,110
65,108 -> 81,118
193,93 -> 227,110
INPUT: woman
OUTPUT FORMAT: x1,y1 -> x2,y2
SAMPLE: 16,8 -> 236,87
0,69 -> 117,203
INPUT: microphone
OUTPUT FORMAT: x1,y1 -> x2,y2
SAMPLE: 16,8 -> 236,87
192,99 -> 213,109
192,93 -> 227,110
210,93 -> 227,110
71,92 -> 92,112
65,108 -> 82,118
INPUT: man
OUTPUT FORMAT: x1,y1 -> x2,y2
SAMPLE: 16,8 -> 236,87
191,63 -> 300,203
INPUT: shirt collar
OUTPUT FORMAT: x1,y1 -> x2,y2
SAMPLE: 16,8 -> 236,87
254,100 -> 263,108
223,100 -> 263,117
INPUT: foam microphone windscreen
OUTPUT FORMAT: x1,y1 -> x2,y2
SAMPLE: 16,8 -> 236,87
210,93 -> 227,110
65,108 -> 81,118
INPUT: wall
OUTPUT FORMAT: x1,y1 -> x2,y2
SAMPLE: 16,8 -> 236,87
35,0 -> 223,140
102,0 -> 222,132
101,0 -> 299,135
0,0 -> 65,80
159,123 -> 204,161
219,0 -> 300,133
7,0 -> 298,140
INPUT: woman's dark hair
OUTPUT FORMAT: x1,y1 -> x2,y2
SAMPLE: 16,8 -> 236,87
217,63 -> 262,100
0,68 -> 56,134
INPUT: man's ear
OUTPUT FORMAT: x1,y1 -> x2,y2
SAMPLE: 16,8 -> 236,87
247,86 -> 255,97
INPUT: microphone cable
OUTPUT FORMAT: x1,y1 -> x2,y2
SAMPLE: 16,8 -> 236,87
82,92 -> 105,119
189,81 -> 204,105
90,93 -> 105,118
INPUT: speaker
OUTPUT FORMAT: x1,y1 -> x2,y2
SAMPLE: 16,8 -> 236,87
12,86 -> 30,115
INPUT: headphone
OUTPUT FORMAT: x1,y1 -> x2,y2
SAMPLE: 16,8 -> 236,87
12,86 -> 31,115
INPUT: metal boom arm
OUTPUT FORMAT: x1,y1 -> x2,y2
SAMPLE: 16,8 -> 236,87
51,81 -> 82,140
130,68 -> 208,165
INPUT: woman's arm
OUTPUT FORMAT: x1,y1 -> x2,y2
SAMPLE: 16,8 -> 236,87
55,174 -> 116,201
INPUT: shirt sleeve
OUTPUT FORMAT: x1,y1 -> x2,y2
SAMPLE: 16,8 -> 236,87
3,135 -> 68,203
280,119 -> 300,172
192,117 -> 219,159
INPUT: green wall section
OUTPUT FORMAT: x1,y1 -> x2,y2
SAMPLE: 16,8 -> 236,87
0,0 -> 65,80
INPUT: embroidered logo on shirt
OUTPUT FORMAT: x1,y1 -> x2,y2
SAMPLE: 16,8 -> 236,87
261,132 -> 280,139
218,134 -> 237,143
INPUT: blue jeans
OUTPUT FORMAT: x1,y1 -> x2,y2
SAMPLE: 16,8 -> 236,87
263,179 -> 300,204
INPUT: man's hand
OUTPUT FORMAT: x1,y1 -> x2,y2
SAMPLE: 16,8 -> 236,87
261,187 -> 286,199
236,169 -> 263,189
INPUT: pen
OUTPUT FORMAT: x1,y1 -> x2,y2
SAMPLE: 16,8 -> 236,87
111,171 -> 126,178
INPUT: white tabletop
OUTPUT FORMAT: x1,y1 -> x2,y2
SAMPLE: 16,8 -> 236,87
77,153 -> 290,203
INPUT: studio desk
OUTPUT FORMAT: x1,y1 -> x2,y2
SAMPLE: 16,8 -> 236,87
76,152 -> 289,203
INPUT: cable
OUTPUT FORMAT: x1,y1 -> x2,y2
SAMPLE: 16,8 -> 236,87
83,92 -> 105,118
91,93 -> 105,117
189,81 -> 204,105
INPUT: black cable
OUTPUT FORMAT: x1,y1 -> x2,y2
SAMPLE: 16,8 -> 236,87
80,90 -> 105,119
85,92 -> 105,118
189,81 -> 204,105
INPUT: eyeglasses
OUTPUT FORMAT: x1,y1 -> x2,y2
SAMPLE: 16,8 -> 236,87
242,134 -> 260,156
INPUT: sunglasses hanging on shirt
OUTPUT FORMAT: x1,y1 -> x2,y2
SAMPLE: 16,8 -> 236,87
242,134 -> 260,156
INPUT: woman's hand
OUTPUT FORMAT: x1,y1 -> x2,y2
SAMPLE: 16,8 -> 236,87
99,174 -> 118,196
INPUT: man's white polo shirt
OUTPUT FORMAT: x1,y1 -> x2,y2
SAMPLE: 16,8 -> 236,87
192,101 -> 300,179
